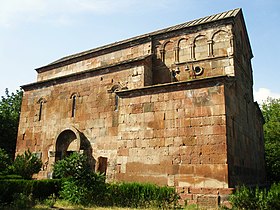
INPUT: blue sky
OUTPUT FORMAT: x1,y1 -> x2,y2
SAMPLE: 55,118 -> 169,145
0,0 -> 279,103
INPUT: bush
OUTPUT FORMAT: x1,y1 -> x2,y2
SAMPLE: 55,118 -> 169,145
266,183 -> 280,209
0,174 -> 23,180
53,152 -> 90,179
11,193 -> 34,209
105,182 -> 179,209
230,185 -> 257,209
59,172 -> 106,206
0,179 -> 61,205
0,148 -> 12,174
59,178 -> 91,205
230,184 -> 280,210
53,153 -> 106,205
12,150 -> 42,179
53,152 -> 179,208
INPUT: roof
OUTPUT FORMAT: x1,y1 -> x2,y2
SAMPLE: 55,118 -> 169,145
22,54 -> 151,90
36,8 -> 242,72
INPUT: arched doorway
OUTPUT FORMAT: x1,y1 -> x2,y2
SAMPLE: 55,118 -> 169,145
55,128 -> 81,162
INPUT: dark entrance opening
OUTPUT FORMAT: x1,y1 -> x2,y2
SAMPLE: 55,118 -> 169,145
55,129 -> 80,162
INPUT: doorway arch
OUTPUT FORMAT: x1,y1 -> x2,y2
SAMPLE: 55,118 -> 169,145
55,127 -> 81,162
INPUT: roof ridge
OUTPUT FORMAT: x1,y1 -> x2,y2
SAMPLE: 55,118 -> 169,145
37,8 -> 241,71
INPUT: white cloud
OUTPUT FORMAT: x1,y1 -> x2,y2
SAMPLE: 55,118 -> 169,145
0,0 -> 170,27
254,88 -> 280,104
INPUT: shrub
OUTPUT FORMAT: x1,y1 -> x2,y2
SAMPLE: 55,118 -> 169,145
59,178 -> 91,205
43,193 -> 56,208
52,152 -> 90,179
54,153 -> 106,205
12,150 -> 42,179
0,148 -> 12,174
0,174 -> 23,180
105,182 -> 179,209
0,179 -> 61,205
230,184 -> 280,210
53,153 -> 179,208
11,193 -> 34,209
59,172 -> 106,206
266,183 -> 280,209
230,185 -> 259,209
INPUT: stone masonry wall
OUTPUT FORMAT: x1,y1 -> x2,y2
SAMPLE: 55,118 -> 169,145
17,58 -> 152,179
37,42 -> 152,82
152,24 -> 234,84
115,83 -> 228,189
224,13 -> 266,186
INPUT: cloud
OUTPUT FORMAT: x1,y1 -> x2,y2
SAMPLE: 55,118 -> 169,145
0,0 -> 171,27
254,88 -> 280,104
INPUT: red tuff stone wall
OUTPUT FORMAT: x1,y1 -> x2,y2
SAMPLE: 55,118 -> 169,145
37,42 -> 152,82
115,82 -> 228,189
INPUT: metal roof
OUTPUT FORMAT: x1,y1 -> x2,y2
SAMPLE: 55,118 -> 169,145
37,8 -> 241,71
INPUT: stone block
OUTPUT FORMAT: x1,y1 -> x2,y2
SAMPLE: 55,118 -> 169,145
143,102 -> 154,112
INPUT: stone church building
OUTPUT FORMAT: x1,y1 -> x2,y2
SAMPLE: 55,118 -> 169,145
16,8 -> 265,206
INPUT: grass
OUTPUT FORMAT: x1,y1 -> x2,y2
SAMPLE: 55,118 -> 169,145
32,200 -> 159,210
32,202 -> 217,210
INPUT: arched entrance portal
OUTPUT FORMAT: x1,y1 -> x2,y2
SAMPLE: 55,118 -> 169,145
55,128 -> 81,162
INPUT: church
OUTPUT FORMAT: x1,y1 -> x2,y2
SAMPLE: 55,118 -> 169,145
16,8 -> 266,206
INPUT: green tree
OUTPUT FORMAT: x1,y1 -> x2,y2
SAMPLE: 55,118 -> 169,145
12,150 -> 42,179
261,98 -> 280,183
0,88 -> 23,158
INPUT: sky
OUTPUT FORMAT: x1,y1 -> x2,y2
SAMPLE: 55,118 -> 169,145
0,0 -> 279,104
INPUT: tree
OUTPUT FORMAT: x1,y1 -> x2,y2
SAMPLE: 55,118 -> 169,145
0,88 -> 23,158
261,98 -> 280,183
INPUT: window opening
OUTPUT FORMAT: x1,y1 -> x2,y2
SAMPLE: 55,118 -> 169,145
114,94 -> 119,111
39,101 -> 43,121
72,95 -> 76,117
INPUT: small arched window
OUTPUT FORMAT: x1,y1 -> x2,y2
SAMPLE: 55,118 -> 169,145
114,94 -> 119,111
37,98 -> 46,121
72,95 -> 76,117
178,38 -> 189,63
163,41 -> 174,67
39,101 -> 43,121
108,84 -> 121,112
70,93 -> 79,118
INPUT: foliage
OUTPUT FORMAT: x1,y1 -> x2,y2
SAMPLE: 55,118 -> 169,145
105,182 -> 179,209
0,179 -> 60,206
0,174 -> 23,180
52,152 -> 90,179
230,184 -> 280,210
11,193 -> 34,209
262,98 -> 280,143
0,89 -> 23,158
59,178 -> 91,205
59,173 -> 106,205
261,98 -> 280,183
0,148 -> 12,174
54,153 -> 178,208
11,150 -> 42,179
265,142 -> 280,183
53,152 -> 106,205
266,183 -> 280,210
43,193 -> 56,208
